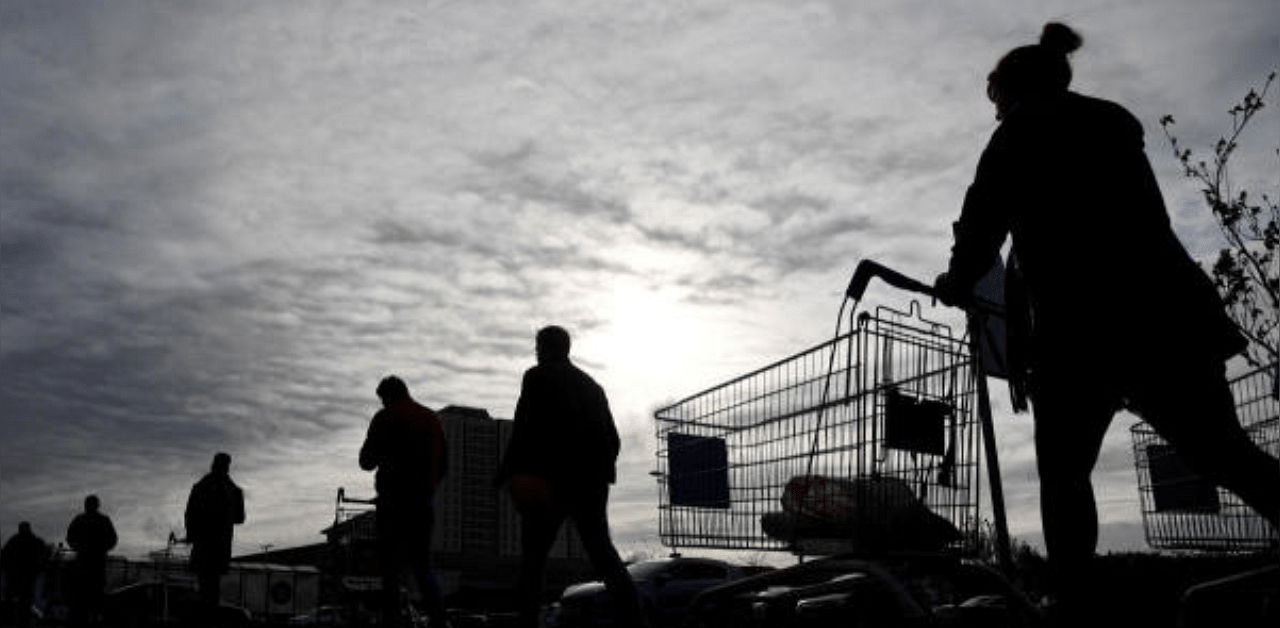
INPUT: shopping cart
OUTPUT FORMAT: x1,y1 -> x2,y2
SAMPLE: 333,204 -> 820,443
1131,363 -> 1280,551
654,261 -> 1012,565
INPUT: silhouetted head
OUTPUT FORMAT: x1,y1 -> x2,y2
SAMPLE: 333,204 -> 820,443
84,494 -> 100,513
376,375 -> 411,406
212,452 -> 232,475
18,521 -> 31,535
535,325 -> 571,365
988,22 -> 1082,120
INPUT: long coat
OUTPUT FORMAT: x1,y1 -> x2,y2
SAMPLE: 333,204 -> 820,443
185,472 -> 245,575
946,90 -> 1244,380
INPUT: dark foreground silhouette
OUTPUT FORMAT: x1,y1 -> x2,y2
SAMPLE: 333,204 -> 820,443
360,375 -> 449,628
65,495 -> 117,627
1,522 -> 52,627
185,452 -> 245,626
497,325 -> 646,628
934,20 -> 1280,626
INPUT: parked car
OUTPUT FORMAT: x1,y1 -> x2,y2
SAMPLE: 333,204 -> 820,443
557,557 -> 770,628
101,580 -> 253,627
288,604 -> 350,626
1178,563 -> 1279,628
684,554 -> 1045,628
289,602 -> 440,627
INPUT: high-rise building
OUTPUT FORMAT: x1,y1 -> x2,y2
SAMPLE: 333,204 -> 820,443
434,405 -> 586,560
318,405 -> 591,603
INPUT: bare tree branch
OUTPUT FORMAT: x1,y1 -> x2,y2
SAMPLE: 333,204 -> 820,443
1160,72 -> 1279,368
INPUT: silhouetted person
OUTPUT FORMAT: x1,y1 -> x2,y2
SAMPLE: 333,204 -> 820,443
2,522 -> 51,627
65,494 -> 117,627
934,22 -> 1280,626
359,375 -> 449,628
497,326 -> 645,628
185,452 -> 245,625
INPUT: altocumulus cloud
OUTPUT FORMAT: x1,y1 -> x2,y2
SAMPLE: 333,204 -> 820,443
2,0 -> 1277,558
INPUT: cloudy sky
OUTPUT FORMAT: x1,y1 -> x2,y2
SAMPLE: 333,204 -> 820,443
2,0 -> 1277,562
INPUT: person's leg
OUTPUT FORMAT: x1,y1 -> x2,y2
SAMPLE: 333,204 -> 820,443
1030,373 -> 1119,623
66,563 -> 86,627
1127,360 -> 1280,529
376,504 -> 405,628
14,577 -> 35,628
517,505 -> 563,628
197,570 -> 222,628
566,483 -> 644,628
410,503 -> 447,627
91,565 -> 108,626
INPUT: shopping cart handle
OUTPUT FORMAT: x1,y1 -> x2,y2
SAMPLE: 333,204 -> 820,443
845,260 -> 935,301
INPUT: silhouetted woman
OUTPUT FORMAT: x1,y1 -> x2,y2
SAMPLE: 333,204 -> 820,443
935,22 -> 1280,625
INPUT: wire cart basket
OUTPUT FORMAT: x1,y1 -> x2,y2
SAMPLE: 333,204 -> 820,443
654,261 -> 1010,560
1131,363 -> 1280,552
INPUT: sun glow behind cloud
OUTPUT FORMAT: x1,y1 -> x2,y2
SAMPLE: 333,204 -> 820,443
2,0 -> 1277,558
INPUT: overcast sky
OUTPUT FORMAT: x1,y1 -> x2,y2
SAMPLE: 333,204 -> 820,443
2,0 -> 1277,562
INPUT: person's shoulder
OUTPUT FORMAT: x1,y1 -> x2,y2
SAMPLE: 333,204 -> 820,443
1066,91 -> 1127,111
194,472 -> 226,494
522,362 -> 560,385
1066,92 -> 1142,129
567,363 -> 606,396
571,362 -> 599,385
368,406 -> 400,426
411,400 -> 441,421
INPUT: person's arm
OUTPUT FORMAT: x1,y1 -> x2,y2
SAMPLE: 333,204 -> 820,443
598,385 -> 622,484
104,517 -> 118,552
358,412 -> 383,472
184,484 -> 202,543
232,484 -> 246,525
599,385 -> 620,464
66,517 -> 81,552
938,130 -> 1016,302
497,369 -> 542,484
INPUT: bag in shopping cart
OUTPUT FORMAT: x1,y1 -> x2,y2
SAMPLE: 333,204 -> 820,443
760,475 -> 961,553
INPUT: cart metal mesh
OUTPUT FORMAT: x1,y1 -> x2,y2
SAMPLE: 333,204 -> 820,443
654,303 -> 985,556
1130,363 -> 1279,552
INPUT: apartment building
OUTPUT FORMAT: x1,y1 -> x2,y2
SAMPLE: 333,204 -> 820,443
433,405 -> 586,560
319,405 -> 590,603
